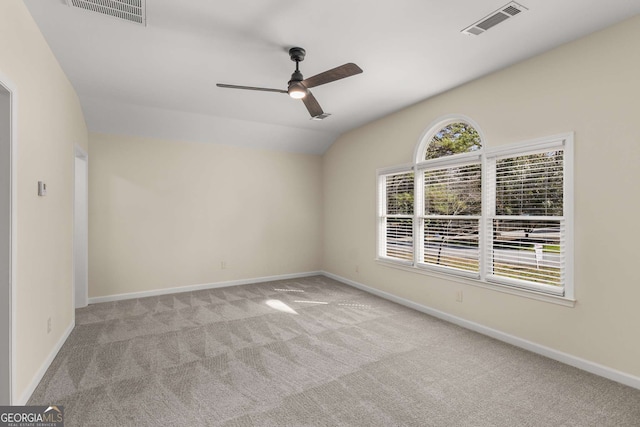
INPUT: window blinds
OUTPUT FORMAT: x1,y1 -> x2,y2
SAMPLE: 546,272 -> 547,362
422,163 -> 481,273
490,150 -> 565,290
382,171 -> 414,261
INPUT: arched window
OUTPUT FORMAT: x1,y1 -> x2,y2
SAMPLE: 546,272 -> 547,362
416,118 -> 484,275
424,121 -> 482,160
414,117 -> 484,162
378,114 -> 573,299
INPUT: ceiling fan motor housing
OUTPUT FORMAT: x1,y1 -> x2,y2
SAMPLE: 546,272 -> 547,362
289,70 -> 304,83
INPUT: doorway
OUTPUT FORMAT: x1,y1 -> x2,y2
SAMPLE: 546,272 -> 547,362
0,82 -> 13,404
74,149 -> 88,309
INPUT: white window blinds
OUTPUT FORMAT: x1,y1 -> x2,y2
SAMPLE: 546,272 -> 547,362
488,149 -> 565,293
380,171 -> 414,262
420,162 -> 481,274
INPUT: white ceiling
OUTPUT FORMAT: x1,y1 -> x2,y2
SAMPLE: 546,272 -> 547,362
24,0 -> 640,154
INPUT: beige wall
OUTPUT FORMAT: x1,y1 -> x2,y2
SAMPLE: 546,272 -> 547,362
0,1 -> 88,402
323,15 -> 640,378
89,133 -> 323,298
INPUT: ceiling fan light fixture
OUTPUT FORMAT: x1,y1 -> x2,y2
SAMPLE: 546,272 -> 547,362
288,83 -> 307,99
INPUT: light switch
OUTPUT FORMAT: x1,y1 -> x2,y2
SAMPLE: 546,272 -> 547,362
38,181 -> 47,196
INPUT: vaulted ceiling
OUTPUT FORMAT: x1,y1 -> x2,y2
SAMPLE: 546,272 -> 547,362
24,0 -> 640,154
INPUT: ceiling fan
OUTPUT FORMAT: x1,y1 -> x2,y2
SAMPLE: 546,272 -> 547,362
217,47 -> 363,120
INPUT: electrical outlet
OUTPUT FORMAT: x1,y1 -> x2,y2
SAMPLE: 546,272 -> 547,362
455,291 -> 463,303
47,317 -> 52,334
221,261 -> 227,270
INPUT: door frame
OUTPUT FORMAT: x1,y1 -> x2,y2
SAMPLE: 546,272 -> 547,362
73,147 -> 88,309
0,73 -> 17,405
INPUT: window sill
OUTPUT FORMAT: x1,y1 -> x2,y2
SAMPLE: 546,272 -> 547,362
375,258 -> 576,307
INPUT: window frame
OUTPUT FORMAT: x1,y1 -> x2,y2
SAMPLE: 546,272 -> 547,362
377,164 -> 415,266
484,134 -> 574,299
376,117 -> 574,303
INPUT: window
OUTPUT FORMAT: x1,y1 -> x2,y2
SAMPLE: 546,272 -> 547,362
486,144 -> 568,295
424,121 -> 482,160
420,160 -> 482,275
379,170 -> 414,262
418,121 -> 482,276
377,116 -> 573,299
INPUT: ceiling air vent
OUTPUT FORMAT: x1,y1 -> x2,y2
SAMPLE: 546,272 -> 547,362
66,0 -> 146,26
462,2 -> 527,36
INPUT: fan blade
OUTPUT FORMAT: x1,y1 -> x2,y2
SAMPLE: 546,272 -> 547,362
302,91 -> 324,118
216,83 -> 287,94
302,63 -> 363,88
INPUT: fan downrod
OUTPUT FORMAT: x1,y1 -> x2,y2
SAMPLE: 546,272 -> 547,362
289,47 -> 306,63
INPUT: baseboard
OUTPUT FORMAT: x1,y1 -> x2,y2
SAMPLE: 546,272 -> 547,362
16,319 -> 75,405
88,271 -> 323,304
322,271 -> 640,391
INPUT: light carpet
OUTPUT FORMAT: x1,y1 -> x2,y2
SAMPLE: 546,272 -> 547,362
28,275 -> 640,426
